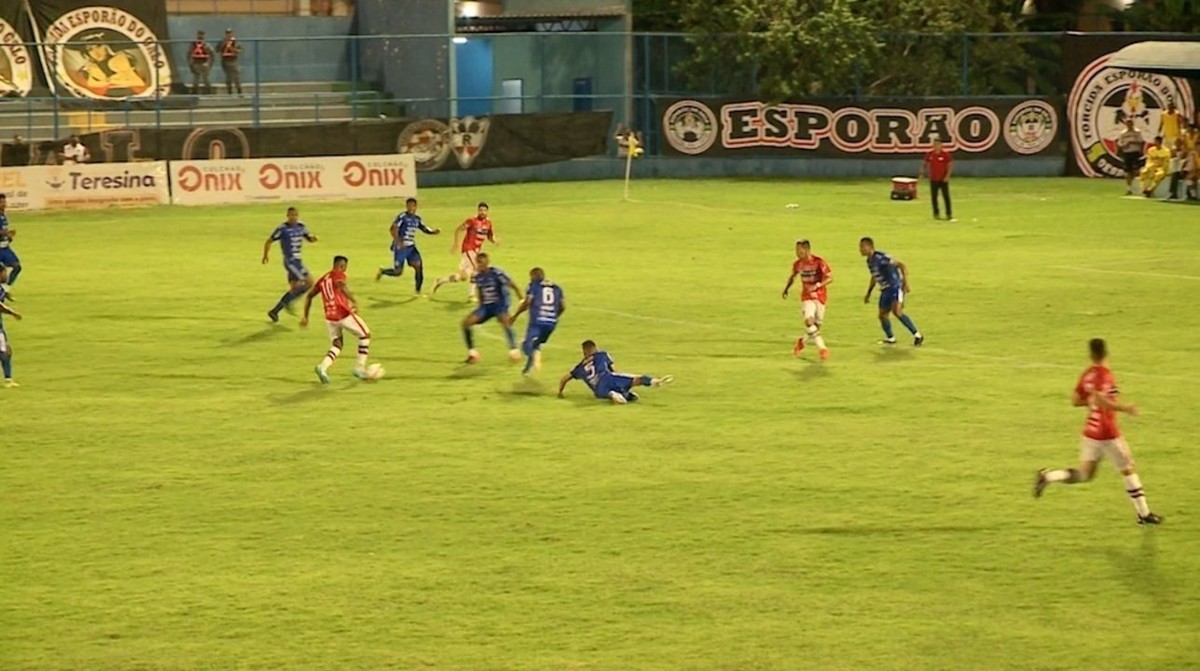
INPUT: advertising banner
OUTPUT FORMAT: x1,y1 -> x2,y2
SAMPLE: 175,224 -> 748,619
27,0 -> 173,100
77,111 -> 614,171
1,161 -> 169,211
169,154 -> 418,206
658,98 -> 1064,159
1063,34 -> 1198,177
0,3 -> 36,98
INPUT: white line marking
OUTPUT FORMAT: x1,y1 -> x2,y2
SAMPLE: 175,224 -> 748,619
1052,265 -> 1200,282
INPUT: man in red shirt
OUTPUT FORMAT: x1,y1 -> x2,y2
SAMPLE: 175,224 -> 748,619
1033,338 -> 1162,525
781,239 -> 832,360
301,255 -> 373,384
921,138 -> 955,221
433,202 -> 497,301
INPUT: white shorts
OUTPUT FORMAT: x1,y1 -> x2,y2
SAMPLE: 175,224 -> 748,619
0,328 -> 8,353
1079,437 -> 1134,470
459,250 -> 479,275
802,299 -> 826,326
326,313 -> 370,341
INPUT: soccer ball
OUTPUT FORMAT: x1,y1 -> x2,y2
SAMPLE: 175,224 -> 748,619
364,363 -> 385,381
508,349 -> 522,362
467,349 -> 482,363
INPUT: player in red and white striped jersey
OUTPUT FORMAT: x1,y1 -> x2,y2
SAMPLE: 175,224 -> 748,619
1033,338 -> 1162,525
300,255 -> 373,384
433,202 -> 497,300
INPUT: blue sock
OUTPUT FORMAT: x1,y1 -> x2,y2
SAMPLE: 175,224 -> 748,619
7,266 -> 20,285
415,268 -> 424,293
503,325 -> 517,349
1,355 -> 11,379
380,268 -> 399,277
881,319 -> 895,339
462,327 -> 474,349
898,314 -> 919,334
639,375 -> 653,386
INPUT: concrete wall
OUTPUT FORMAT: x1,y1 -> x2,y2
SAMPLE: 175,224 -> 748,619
419,156 -> 1068,188
166,16 -> 353,82
490,32 -> 625,114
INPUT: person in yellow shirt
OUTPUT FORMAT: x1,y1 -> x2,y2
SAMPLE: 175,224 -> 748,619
1140,135 -> 1172,197
1159,102 -> 1183,146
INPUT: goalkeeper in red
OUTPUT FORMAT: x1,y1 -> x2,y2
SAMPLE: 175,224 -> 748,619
781,239 -> 832,359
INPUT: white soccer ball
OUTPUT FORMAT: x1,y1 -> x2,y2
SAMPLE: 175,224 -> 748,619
467,349 -> 482,363
365,363 -> 385,381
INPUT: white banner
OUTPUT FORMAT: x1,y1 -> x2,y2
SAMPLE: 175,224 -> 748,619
0,162 -> 170,212
170,154 -> 418,206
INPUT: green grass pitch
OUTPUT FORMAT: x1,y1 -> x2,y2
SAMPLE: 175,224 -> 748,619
2,177 -> 1198,670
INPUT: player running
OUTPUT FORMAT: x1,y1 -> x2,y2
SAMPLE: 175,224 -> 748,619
859,237 -> 924,346
461,252 -> 523,363
0,267 -> 22,388
433,201 -> 497,300
1033,339 -> 1162,525
301,256 -> 373,384
782,238 -> 832,359
376,197 -> 441,295
557,340 -> 673,405
261,206 -> 318,322
0,193 -> 23,295
511,267 -> 565,374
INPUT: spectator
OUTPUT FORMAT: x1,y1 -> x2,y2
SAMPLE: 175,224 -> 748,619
921,137 -> 954,221
1185,127 -> 1199,201
2,135 -> 30,167
189,30 -> 214,95
1167,137 -> 1187,201
59,135 -> 90,165
1115,118 -> 1146,196
1159,101 -> 1183,147
218,28 -> 243,96
1139,135 -> 1171,198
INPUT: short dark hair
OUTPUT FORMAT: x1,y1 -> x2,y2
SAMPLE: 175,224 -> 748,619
582,339 -> 596,350
860,236 -> 874,245
478,201 -> 489,209
286,206 -> 297,213
0,193 -> 6,199
477,252 -> 489,261
1154,135 -> 1163,143
796,239 -> 810,247
406,197 -> 417,205
1089,338 -> 1107,362
333,255 -> 349,265
530,266 -> 544,278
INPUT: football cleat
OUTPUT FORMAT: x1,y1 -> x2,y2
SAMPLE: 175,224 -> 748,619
1137,513 -> 1164,526
465,349 -> 481,364
626,392 -> 640,403
914,334 -> 925,347
1032,469 -> 1048,499
793,337 -> 805,357
3,379 -> 18,388
267,310 -> 279,323
374,268 -> 384,282
314,366 -> 330,384
351,367 -> 368,380
608,391 -> 628,405
879,338 -> 897,346
508,349 -> 522,362
819,348 -> 830,360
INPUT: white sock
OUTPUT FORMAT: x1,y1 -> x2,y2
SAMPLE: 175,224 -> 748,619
1123,473 -> 1150,516
356,339 -> 370,370
1044,469 -> 1076,483
320,345 -> 341,372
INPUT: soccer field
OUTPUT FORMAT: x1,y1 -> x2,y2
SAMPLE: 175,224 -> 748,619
3,177 -> 1198,670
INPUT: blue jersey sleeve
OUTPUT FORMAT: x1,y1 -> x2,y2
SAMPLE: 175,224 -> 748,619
570,362 -> 587,380
594,352 -> 614,374
269,224 -> 283,241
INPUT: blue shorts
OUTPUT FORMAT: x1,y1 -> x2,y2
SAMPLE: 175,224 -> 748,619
879,287 -> 904,311
393,246 -> 422,268
284,258 -> 309,283
594,373 -> 637,400
0,247 -> 19,267
472,302 -> 509,324
524,323 -> 556,349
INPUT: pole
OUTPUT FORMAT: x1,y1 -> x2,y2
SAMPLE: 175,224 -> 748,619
622,134 -> 638,201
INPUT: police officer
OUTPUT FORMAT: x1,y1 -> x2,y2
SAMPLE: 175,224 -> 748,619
189,30 -> 214,94
219,28 -> 243,96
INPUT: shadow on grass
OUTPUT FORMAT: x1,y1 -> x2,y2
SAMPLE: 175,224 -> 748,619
497,377 -> 546,400
788,361 -> 830,381
873,346 -> 915,363
1105,531 -> 1174,605
366,296 -> 419,309
778,525 -> 998,536
270,384 -> 337,405
224,323 -> 289,347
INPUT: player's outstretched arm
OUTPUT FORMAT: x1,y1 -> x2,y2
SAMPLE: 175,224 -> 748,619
390,221 -> 401,247
507,278 -> 524,301
558,298 -> 566,317
557,373 -> 573,398
782,270 -> 797,299
0,303 -> 22,319
306,233 -> 319,243
337,280 -> 358,311
511,295 -> 531,321
1091,390 -> 1138,416
450,223 -> 465,253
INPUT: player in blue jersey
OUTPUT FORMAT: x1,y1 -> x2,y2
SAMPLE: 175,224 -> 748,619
511,267 -> 565,374
0,267 -> 23,388
261,206 -> 319,322
859,237 -> 924,346
0,194 -> 23,295
558,340 -> 673,405
376,197 -> 441,295
461,253 -> 523,363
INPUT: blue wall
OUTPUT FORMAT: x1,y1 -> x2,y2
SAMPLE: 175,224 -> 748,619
166,17 -> 353,83
456,39 -> 494,116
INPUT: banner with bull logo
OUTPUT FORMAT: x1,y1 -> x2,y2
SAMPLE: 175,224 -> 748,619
72,111 -> 613,171
1063,34 -> 1199,178
658,98 -> 1064,159
26,0 -> 173,101
0,2 -> 36,98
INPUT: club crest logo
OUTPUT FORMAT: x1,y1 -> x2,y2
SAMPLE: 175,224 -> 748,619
663,100 -> 718,155
0,18 -> 34,98
449,116 -> 490,169
1068,53 -> 1193,177
397,119 -> 452,171
1004,100 -> 1058,155
42,6 -> 172,100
